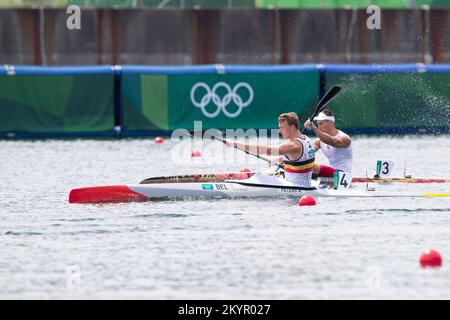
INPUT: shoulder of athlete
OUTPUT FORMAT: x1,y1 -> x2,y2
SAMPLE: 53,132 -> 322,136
334,132 -> 351,148
279,139 -> 303,155
339,131 -> 352,145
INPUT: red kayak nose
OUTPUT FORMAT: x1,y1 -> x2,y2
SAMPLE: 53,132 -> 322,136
69,185 -> 147,204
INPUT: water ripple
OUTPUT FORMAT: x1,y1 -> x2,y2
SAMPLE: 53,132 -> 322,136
345,208 -> 450,214
62,229 -> 115,235
56,218 -> 102,222
131,213 -> 189,218
4,231 -> 43,236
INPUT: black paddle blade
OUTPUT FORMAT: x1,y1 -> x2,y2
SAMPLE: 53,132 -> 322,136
316,85 -> 341,114
300,85 -> 342,134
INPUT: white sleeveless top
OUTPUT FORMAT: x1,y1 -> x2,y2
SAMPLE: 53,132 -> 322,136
319,130 -> 353,173
282,136 -> 315,186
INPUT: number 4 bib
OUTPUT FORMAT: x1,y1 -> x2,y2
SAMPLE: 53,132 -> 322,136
333,171 -> 352,190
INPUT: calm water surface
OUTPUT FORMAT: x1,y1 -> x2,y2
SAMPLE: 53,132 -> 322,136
0,135 -> 449,299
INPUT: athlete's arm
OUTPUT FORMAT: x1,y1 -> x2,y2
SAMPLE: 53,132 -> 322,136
315,129 -> 351,148
226,140 -> 301,157
304,121 -> 351,148
313,138 -> 321,151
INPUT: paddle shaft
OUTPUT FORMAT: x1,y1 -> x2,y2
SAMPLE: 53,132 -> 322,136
212,136 -> 273,164
212,136 -> 285,173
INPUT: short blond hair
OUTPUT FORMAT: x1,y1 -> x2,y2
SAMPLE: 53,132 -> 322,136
278,112 -> 299,129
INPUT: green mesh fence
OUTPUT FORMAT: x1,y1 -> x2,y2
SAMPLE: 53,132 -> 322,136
0,73 -> 115,135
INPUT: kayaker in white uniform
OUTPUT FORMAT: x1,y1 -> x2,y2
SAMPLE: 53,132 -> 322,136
304,109 -> 352,178
223,112 -> 315,187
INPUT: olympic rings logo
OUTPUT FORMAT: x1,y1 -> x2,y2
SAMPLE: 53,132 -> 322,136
190,82 -> 254,118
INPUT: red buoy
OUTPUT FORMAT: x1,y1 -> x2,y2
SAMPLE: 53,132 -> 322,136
420,249 -> 442,268
298,195 -> 316,206
154,137 -> 164,144
191,150 -> 202,157
240,168 -> 251,172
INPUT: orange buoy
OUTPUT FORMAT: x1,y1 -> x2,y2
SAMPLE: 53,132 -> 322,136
191,150 -> 202,157
298,195 -> 316,206
154,137 -> 164,144
420,249 -> 442,268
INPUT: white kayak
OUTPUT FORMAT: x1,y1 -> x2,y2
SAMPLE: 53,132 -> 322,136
69,174 -> 450,204
139,172 -> 450,185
